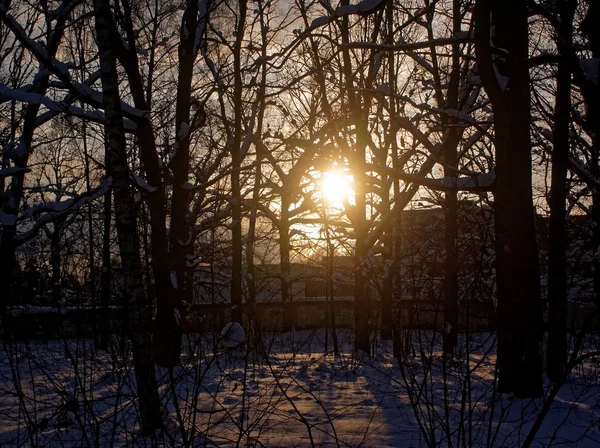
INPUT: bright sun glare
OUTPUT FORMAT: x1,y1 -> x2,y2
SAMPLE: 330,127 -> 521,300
322,172 -> 350,203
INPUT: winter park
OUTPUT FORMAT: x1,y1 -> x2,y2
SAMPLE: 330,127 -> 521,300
1,0 -> 600,446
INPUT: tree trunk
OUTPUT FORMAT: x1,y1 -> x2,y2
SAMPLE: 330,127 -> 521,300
353,138 -> 370,354
581,0 -> 600,309
547,0 -> 575,383
279,208 -> 294,331
230,0 -> 247,325
246,11 -> 269,334
0,4 -> 70,329
381,194 -> 393,341
385,0 -> 403,357
81,114 -> 99,348
475,0 -> 543,398
163,0 -> 209,363
102,1 -> 185,367
93,0 -> 161,433
50,223 -> 62,306
442,0 -> 462,356
100,190 -> 112,351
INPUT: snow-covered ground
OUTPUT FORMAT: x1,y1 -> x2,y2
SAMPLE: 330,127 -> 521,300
1,330 -> 599,447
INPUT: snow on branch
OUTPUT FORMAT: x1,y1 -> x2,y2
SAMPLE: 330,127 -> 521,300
193,0 -> 210,55
340,35 -> 474,52
397,171 -> 495,192
0,7 -> 149,122
536,128 -> 600,192
568,155 -> 600,192
0,83 -> 67,112
310,0 -> 386,29
131,173 -> 157,193
1,82 -> 140,134
535,126 -> 553,143
9,177 -> 112,242
446,108 -> 478,125
24,177 -> 112,220
0,83 -> 139,132
374,86 -> 481,128
581,58 -> 600,85
0,166 -> 30,178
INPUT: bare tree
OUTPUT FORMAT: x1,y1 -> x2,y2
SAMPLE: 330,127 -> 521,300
92,0 -> 161,433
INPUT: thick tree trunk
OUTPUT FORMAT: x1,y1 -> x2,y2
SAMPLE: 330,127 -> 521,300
475,0 -> 543,398
442,0 -> 462,355
581,1 -> 600,309
151,0 -> 206,368
163,0 -> 209,362
386,0 -> 403,357
547,0 -> 574,383
93,0 -> 161,433
337,0 -> 370,355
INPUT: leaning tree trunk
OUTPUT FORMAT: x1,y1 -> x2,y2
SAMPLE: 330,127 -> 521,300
547,0 -> 575,383
475,0 -> 543,398
93,0 -> 162,433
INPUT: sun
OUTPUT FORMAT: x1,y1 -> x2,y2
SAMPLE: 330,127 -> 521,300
322,172 -> 350,203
